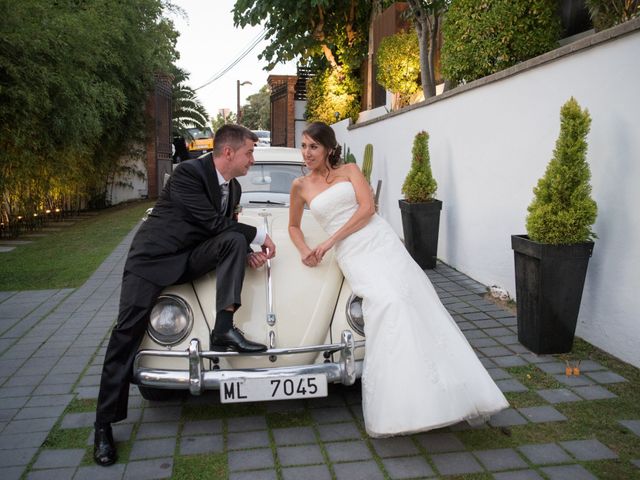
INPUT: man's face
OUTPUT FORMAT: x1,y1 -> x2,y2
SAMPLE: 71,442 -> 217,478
227,139 -> 255,178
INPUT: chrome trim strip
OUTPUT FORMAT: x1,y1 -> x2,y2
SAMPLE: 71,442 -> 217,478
259,210 -> 276,326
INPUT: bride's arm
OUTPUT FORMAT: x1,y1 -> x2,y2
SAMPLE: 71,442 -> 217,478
313,164 -> 375,261
288,179 -> 320,267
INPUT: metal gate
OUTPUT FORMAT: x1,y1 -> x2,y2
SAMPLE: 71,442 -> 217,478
270,84 -> 288,147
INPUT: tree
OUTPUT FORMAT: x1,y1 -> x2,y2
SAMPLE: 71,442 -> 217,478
375,31 -> 421,108
406,0 -> 449,98
440,0 -> 560,86
211,111 -> 237,132
170,67 -> 209,137
585,0 -> 640,31
241,85 -> 270,130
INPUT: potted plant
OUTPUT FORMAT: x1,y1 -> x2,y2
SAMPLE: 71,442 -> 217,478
399,131 -> 442,269
512,97 -> 597,354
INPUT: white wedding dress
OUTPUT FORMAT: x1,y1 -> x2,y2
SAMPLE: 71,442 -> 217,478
310,181 -> 509,437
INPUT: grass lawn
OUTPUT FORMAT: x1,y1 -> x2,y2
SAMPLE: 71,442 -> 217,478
0,200 -> 154,291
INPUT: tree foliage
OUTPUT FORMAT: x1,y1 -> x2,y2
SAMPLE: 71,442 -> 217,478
526,98 -> 597,244
241,85 -> 271,130
0,0 -> 177,222
376,31 -> 421,108
171,66 -> 209,136
440,0 -> 560,86
305,66 -> 361,124
585,0 -> 640,31
402,131 -> 437,203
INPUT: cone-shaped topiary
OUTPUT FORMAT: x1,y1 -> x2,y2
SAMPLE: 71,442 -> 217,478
402,131 -> 437,203
526,97 -> 597,244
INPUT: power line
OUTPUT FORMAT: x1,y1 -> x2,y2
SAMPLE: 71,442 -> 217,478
194,29 -> 267,91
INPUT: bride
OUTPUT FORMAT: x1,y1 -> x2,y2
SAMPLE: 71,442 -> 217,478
288,122 -> 509,437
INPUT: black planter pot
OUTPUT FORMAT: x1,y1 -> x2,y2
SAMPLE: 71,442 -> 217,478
398,199 -> 442,269
511,234 -> 594,354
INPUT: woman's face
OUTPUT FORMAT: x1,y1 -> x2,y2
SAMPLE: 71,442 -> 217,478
301,134 -> 329,171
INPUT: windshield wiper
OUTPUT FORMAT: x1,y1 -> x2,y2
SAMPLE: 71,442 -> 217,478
249,200 -> 286,205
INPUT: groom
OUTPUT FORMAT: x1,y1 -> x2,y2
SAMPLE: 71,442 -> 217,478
93,124 -> 276,466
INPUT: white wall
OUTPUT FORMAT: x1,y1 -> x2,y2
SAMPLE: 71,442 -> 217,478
108,153 -> 148,205
334,21 -> 640,368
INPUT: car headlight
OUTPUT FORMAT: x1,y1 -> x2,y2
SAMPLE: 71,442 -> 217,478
148,295 -> 193,346
345,294 -> 365,336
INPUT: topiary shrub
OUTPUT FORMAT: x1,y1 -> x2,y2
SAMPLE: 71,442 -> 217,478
441,0 -> 561,85
526,97 -> 597,244
375,31 -> 421,108
305,66 -> 361,124
402,131 -> 437,203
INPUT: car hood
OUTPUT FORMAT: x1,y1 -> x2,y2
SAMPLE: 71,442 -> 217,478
192,207 -> 344,367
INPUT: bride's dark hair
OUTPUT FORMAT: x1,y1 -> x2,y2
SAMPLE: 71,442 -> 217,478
302,122 -> 342,168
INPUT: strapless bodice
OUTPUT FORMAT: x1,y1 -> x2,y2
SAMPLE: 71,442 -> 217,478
309,181 -> 358,236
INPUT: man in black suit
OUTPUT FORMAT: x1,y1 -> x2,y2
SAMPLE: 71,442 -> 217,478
93,125 -> 275,466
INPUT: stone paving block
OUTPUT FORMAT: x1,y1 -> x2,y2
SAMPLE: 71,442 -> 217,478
431,451 -> 484,475
14,405 -> 67,420
469,337 -> 500,348
499,336 -> 522,348
227,415 -> 268,432
129,437 -> 177,460
123,457 -> 174,480
0,447 -> 39,466
479,357 -> 496,368
553,374 -> 595,387
537,362 -> 566,374
488,368 -> 513,380
0,430 -> 49,449
333,460 -> 385,480
495,378 -> 528,393
141,405 -> 182,422
0,396 -> 29,409
3,416 -> 58,434
75,386 -> 100,399
3,465 -> 26,480
463,312 -> 491,321
540,464 -> 598,479
228,448 -> 275,471
518,406 -> 567,423
415,432 -> 465,453
473,448 -> 528,471
60,411 -> 94,429
536,388 -> 581,404
488,409 -> 528,427
74,463 -> 126,480
230,470 -> 278,480
464,329 -> 488,339
618,420 -> 640,437
26,467 -> 77,480
585,370 -> 628,384
457,321 -> 475,331
325,440 -> 372,463
483,327 -> 513,337
474,320 -> 503,329
492,355 -> 529,368
479,346 -> 514,358
370,436 -> 420,457
25,394 -> 73,408
228,429 -> 270,450
32,448 -> 85,469
493,470 -> 544,480
382,455 -> 435,479
559,439 -> 618,460
135,421 -> 180,439
317,422 -> 361,441
179,434 -> 223,455
272,426 -> 316,445
278,444 -> 325,466
517,443 -> 573,464
311,406 -> 353,423
571,385 -> 617,400
281,464 -> 331,480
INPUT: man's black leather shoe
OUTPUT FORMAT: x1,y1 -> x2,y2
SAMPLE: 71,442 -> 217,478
93,422 -> 117,466
211,327 -> 267,353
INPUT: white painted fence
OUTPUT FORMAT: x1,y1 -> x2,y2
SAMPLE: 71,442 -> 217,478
333,19 -> 640,368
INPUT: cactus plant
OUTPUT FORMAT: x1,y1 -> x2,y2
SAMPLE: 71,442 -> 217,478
362,144 -> 373,183
343,143 -> 356,164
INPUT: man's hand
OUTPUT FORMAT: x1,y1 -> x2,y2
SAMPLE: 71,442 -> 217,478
302,250 -> 320,267
262,234 -> 276,259
247,251 -> 268,269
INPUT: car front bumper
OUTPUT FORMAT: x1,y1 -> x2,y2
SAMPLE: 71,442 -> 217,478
133,330 -> 364,395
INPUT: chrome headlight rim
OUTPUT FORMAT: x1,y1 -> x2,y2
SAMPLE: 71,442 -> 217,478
148,294 -> 194,346
345,293 -> 365,337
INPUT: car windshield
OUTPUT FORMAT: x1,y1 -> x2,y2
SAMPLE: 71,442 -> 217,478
186,127 -> 213,140
238,163 -> 307,207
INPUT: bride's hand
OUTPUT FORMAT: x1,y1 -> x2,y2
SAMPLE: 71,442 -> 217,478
302,250 -> 320,267
313,238 -> 335,262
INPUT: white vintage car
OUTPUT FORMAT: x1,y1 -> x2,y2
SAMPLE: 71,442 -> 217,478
133,147 -> 365,403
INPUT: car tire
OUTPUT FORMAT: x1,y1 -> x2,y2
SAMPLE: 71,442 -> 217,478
138,385 -> 180,401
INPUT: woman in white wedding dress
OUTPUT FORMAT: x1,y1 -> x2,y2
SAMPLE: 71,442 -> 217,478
289,122 -> 509,437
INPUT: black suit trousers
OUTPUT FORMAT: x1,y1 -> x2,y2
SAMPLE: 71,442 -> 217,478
96,231 -> 249,424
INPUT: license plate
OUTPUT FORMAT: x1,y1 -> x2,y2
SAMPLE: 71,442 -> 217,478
220,374 -> 328,403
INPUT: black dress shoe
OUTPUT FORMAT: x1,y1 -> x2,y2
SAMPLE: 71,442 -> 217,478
93,422 -> 117,466
211,326 -> 267,352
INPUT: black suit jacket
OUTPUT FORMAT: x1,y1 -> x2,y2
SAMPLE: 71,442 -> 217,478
125,153 -> 257,285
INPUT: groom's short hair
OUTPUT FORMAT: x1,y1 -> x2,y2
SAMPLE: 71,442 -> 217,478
214,125 -> 258,155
